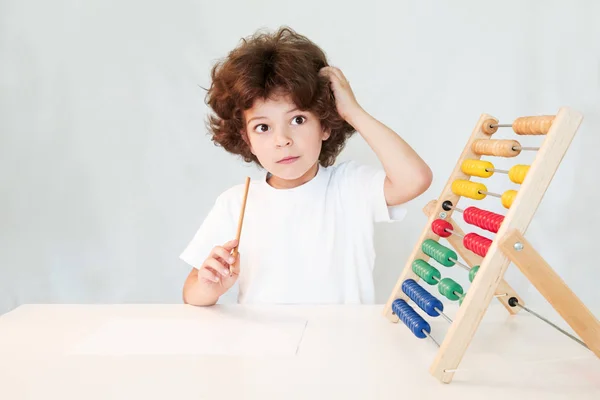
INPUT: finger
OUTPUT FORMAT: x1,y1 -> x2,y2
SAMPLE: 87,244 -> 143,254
198,266 -> 220,283
229,252 -> 241,276
319,66 -> 337,80
318,66 -> 331,76
211,246 -> 237,265
320,65 -> 340,76
320,67 -> 348,90
222,239 -> 239,252
331,68 -> 348,84
204,257 -> 230,277
214,255 -> 236,277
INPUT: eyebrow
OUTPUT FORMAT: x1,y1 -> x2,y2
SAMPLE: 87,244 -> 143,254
246,107 -> 300,125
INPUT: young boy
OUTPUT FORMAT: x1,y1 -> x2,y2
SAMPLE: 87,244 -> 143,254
181,27 -> 432,306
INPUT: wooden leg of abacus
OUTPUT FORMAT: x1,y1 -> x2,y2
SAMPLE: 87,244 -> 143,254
499,229 -> 600,358
428,107 -> 584,383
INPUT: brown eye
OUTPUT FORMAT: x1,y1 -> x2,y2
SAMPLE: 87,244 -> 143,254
254,124 -> 269,133
291,116 -> 306,125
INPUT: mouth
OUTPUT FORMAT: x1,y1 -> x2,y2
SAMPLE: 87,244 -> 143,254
276,156 -> 300,164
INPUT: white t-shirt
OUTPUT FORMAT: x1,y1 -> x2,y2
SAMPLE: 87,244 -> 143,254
179,160 -> 407,304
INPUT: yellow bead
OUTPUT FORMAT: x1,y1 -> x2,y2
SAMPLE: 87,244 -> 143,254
508,165 -> 529,184
461,159 -> 494,178
501,190 -> 517,208
452,179 -> 487,200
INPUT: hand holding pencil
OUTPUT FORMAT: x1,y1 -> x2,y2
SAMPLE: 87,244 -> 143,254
196,177 -> 250,291
197,238 -> 240,290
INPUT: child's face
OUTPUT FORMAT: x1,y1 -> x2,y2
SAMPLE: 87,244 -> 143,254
244,93 -> 330,185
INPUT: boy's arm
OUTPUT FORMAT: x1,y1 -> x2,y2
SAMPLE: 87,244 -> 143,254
182,240 -> 240,306
320,67 -> 433,206
347,109 -> 433,206
183,268 -> 220,306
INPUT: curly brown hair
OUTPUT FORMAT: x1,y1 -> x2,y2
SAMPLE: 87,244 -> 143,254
204,26 -> 355,167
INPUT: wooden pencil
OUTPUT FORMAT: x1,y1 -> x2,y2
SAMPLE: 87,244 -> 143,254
230,176 -> 250,276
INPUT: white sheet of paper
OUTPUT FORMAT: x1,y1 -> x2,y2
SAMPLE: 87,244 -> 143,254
69,316 -> 308,356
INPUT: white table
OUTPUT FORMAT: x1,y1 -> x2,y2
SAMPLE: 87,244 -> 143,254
0,303 -> 598,399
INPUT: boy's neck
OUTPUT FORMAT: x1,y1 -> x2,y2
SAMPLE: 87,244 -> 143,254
267,162 -> 319,189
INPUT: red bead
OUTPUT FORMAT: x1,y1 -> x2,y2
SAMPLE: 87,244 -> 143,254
463,207 -> 504,233
464,233 -> 492,257
432,219 -> 453,237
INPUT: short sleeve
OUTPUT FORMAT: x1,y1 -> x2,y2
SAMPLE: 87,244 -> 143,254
179,194 -> 235,269
337,160 -> 407,223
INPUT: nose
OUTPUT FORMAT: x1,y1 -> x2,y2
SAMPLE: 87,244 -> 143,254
274,127 -> 292,148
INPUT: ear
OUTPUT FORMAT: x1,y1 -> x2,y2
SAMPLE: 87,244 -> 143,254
241,130 -> 256,154
321,127 -> 331,141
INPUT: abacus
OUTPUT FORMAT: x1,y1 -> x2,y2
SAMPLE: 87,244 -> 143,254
382,107 -> 600,384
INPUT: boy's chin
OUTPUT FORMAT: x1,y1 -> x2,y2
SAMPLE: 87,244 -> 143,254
268,161 -> 316,181
270,168 -> 305,181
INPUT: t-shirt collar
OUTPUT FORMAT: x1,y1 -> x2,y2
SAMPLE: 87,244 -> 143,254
263,164 -> 325,193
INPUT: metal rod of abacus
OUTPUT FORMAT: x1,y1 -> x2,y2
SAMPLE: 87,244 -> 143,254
490,123 -> 512,128
435,308 -> 453,323
444,228 -> 464,238
514,146 -> 540,151
478,190 -> 502,198
448,256 -> 471,271
423,330 -> 441,347
441,201 -> 463,214
508,297 -> 589,349
486,167 -> 509,174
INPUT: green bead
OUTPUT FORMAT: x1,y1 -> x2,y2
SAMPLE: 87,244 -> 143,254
422,239 -> 457,267
469,265 -> 480,282
412,259 -> 441,285
438,277 -> 464,301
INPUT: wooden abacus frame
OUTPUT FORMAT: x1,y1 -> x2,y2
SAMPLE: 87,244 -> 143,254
382,106 -> 600,384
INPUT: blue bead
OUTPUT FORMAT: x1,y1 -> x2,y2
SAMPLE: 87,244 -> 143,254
392,299 -> 431,339
402,279 -> 444,317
